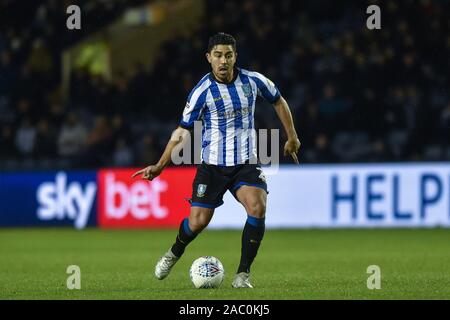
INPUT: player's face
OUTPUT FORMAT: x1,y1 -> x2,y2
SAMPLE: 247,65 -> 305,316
206,45 -> 237,82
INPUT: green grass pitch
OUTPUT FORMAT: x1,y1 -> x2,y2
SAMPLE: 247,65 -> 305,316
1,228 -> 449,299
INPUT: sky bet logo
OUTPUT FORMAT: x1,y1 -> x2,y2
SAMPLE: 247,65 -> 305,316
37,172 -> 96,229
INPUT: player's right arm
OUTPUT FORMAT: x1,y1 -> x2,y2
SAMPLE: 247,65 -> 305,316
132,76 -> 208,181
132,127 -> 190,180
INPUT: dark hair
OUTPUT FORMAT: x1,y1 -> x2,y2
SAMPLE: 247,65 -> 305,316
207,32 -> 236,52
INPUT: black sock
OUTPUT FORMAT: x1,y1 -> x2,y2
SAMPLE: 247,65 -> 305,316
237,216 -> 265,274
171,218 -> 198,257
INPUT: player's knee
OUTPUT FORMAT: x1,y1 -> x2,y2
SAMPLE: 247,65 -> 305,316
189,209 -> 212,232
189,217 -> 209,232
246,201 -> 266,218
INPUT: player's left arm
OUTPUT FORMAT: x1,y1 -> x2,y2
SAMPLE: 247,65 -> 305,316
272,96 -> 301,161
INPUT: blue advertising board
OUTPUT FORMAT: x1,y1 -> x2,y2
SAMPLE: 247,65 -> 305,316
0,171 -> 97,229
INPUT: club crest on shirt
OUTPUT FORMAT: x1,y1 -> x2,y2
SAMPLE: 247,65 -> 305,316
197,184 -> 207,197
242,83 -> 252,97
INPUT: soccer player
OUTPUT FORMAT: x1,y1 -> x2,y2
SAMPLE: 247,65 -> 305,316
132,33 -> 300,288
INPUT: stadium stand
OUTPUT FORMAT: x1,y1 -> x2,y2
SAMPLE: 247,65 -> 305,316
0,0 -> 448,169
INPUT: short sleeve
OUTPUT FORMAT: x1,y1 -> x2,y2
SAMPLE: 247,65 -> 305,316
251,72 -> 281,104
179,82 -> 208,129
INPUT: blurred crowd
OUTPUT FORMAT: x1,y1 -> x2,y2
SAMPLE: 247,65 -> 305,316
0,0 -> 449,170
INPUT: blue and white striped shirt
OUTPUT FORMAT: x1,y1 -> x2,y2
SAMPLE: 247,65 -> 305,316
180,68 -> 281,166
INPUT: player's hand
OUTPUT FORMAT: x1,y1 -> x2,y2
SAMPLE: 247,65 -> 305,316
284,137 -> 301,164
131,164 -> 163,181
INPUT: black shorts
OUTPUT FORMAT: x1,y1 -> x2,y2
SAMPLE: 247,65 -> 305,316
190,162 -> 268,209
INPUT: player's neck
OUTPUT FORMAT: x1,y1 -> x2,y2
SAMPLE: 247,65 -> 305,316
212,68 -> 236,84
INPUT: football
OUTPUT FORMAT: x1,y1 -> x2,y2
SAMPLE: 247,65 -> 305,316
189,256 -> 225,289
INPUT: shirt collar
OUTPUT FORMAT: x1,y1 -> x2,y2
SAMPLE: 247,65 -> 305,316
209,67 -> 240,85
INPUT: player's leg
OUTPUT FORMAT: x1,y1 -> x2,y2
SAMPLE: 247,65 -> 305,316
155,206 -> 215,280
171,206 -> 214,257
155,162 -> 227,280
229,163 -> 268,287
233,185 -> 267,288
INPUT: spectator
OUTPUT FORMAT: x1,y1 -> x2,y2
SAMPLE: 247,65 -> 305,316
439,102 -> 450,148
0,125 -> 16,159
80,115 -> 113,167
34,119 -> 56,158
113,138 -> 134,167
136,133 -> 159,166
57,113 -> 88,157
14,117 -> 36,156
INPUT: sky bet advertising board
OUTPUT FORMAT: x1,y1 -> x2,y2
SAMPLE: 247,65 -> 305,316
0,164 -> 449,229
